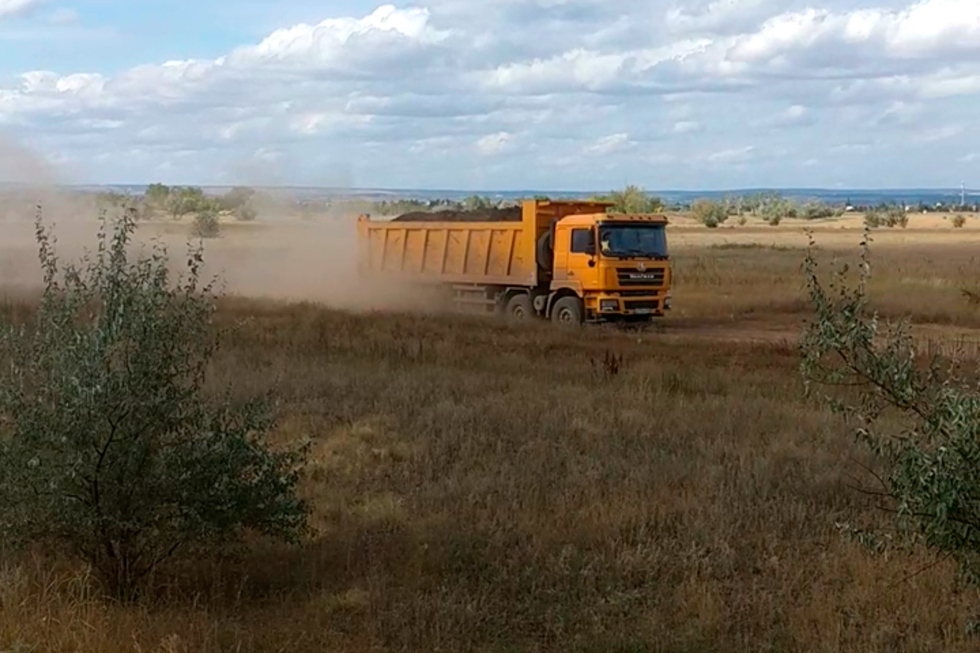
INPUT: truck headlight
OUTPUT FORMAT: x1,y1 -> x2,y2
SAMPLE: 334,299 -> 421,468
600,299 -> 619,312
664,294 -> 672,310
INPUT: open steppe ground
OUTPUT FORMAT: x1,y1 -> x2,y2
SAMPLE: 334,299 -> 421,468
3,208 -> 980,652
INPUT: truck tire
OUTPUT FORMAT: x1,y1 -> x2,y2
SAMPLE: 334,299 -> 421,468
504,293 -> 534,320
551,296 -> 583,326
536,231 -> 553,273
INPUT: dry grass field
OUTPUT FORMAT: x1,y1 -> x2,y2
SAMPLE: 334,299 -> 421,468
3,207 -> 980,652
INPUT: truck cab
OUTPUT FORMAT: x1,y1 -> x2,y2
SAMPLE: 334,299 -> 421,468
547,213 -> 672,323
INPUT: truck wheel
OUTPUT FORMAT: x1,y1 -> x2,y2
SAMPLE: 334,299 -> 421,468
551,296 -> 583,326
505,294 -> 534,320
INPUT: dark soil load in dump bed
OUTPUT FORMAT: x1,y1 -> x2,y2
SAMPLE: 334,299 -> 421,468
392,207 -> 522,222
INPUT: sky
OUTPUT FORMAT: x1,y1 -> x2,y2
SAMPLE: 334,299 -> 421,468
0,0 -> 978,191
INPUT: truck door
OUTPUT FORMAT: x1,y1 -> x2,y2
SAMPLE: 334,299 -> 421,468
553,225 -> 599,290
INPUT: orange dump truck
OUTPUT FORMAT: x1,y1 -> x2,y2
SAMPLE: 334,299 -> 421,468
356,199 -> 672,325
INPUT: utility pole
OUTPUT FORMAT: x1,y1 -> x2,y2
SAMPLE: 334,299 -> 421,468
962,181 -> 967,208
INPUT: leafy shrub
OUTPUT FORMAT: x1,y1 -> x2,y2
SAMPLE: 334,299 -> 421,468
599,185 -> 664,214
463,195 -> 496,210
0,209 -> 309,600
800,202 -> 839,220
166,187 -> 219,220
144,183 -> 171,207
758,195 -> 795,225
865,206 -> 908,229
863,212 -> 882,228
235,204 -> 258,222
800,231 -> 980,591
691,199 -> 728,228
736,215 -> 747,226
220,186 -> 256,212
194,210 -> 221,238
953,214 -> 966,228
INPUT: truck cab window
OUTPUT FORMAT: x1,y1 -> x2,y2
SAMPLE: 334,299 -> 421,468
570,229 -> 595,255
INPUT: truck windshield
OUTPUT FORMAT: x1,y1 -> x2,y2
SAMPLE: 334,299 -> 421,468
599,224 -> 668,259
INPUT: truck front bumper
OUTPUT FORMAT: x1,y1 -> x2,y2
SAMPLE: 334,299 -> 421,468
588,292 -> 671,318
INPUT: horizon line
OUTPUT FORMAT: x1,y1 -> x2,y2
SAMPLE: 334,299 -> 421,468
4,183 -> 976,195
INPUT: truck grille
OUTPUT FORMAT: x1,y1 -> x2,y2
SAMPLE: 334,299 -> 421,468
624,299 -> 660,312
617,267 -> 666,287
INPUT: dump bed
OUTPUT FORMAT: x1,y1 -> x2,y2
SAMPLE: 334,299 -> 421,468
357,200 -> 612,287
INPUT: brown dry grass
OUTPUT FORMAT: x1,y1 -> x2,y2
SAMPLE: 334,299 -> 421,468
3,214 -> 980,651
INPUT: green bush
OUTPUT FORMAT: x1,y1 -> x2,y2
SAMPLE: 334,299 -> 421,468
235,204 -> 258,222
220,186 -> 256,212
800,231 -> 980,591
0,209 -> 309,600
166,187 -> 217,220
194,210 -> 221,238
691,199 -> 728,228
758,195 -> 795,225
800,203 -> 838,220
864,206 -> 908,229
600,185 -> 664,214
145,183 -> 171,207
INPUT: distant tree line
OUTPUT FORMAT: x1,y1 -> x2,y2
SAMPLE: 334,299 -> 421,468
144,184 -> 259,223
95,184 -> 980,233
684,191 -> 847,228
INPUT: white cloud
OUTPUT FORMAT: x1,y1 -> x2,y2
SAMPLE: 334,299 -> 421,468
913,124 -> 963,143
705,146 -> 757,163
785,105 -> 807,120
0,0 -> 42,19
667,0 -> 780,36
476,132 -> 514,155
754,104 -> 813,128
588,133 -> 635,154
673,121 -> 701,134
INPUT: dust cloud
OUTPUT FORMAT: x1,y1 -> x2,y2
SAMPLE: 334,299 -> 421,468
180,152 -> 442,313
187,217 -> 441,314
0,141 -> 442,314
0,134 -> 105,299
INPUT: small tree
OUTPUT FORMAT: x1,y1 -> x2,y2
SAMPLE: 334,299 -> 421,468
220,186 -> 256,212
167,187 -> 212,221
602,185 -> 664,214
145,183 -> 171,207
865,205 -> 908,229
235,204 -> 258,222
757,193 -> 796,225
800,230 -> 980,590
691,198 -> 727,228
0,208 -> 309,600
194,210 -> 221,238
462,195 -> 494,211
